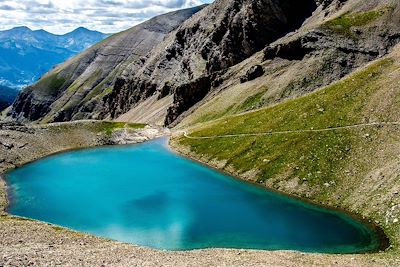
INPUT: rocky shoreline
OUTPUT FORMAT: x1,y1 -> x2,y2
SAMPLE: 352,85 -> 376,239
0,121 -> 398,266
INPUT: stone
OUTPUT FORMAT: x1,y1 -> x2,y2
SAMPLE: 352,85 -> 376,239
240,65 -> 265,83
3,143 -> 14,149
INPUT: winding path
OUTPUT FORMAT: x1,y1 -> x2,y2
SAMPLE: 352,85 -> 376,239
183,122 -> 400,140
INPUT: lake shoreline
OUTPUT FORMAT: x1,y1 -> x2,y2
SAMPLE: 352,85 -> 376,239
5,137 -> 381,254
0,122 -> 397,266
168,137 -> 390,253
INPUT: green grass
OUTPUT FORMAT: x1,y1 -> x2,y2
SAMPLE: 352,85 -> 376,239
324,7 -> 392,37
34,73 -> 66,95
194,86 -> 269,124
98,86 -> 113,98
52,225 -> 65,232
97,121 -> 146,136
240,91 -> 265,111
194,104 -> 236,124
178,57 -> 395,186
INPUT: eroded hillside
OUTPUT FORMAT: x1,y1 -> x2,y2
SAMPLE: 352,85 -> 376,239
177,0 -> 400,127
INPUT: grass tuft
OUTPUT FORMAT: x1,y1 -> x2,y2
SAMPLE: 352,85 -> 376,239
97,121 -> 146,136
324,7 -> 392,37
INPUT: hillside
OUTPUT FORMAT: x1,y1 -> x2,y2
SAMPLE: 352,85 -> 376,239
176,0 -> 400,128
0,27 -> 108,90
8,0 -> 324,124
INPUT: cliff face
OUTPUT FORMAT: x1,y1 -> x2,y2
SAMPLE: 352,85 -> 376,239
104,0 -> 320,125
7,0 -> 400,127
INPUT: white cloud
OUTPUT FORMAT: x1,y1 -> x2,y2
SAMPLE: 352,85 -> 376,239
0,0 -> 212,34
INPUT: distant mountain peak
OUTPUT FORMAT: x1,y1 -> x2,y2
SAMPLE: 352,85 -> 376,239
13,26 -> 31,30
68,27 -> 103,35
71,27 -> 90,32
33,29 -> 48,33
10,26 -> 32,32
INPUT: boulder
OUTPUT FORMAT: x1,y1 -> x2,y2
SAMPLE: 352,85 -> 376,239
240,65 -> 265,83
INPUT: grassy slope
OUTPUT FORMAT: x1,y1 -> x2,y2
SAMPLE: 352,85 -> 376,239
324,7 -> 392,38
175,49 -> 400,255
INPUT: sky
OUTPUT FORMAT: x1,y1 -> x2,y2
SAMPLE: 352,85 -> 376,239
0,0 -> 213,34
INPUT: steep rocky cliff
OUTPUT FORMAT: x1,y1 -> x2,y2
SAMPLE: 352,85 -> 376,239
97,0 -> 321,125
7,0 -> 400,128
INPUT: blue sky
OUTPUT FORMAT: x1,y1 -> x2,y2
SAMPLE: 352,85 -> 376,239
0,0 -> 213,34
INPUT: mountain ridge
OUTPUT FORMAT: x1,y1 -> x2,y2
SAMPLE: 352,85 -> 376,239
0,26 -> 105,37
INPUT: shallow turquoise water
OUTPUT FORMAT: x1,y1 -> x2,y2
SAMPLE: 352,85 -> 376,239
6,138 -> 380,252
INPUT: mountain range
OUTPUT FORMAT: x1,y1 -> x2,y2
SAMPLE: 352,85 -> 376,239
0,26 -> 109,90
7,0 -> 400,127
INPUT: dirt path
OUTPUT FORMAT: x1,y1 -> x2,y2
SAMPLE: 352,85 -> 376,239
182,122 -> 400,139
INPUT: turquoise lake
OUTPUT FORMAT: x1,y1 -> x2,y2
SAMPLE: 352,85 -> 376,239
5,138 -> 380,253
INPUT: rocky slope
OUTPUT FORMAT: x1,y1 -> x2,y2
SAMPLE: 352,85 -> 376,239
176,0 -> 400,127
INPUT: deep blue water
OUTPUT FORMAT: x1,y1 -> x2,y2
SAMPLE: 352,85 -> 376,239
5,138 -> 380,253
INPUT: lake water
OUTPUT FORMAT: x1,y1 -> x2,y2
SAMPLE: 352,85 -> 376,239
5,138 -> 380,253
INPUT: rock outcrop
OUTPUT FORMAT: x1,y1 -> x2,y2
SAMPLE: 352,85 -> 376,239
240,65 -> 265,83
261,4 -> 400,97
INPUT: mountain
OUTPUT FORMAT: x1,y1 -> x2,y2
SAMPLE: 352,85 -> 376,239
0,26 -> 109,90
0,85 -> 18,111
7,0 -> 320,123
7,5 -> 207,123
7,0 -> 400,127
